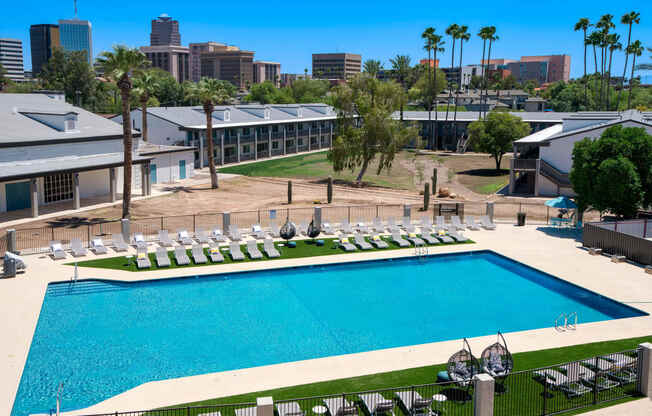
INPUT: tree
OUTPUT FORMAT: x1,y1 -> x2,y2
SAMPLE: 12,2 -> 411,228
596,14 -> 615,110
40,48 -> 96,106
327,75 -> 418,184
96,45 -> 150,219
605,34 -> 621,110
363,59 -> 382,78
467,112 -> 531,171
454,25 -> 470,148
627,40 -> 643,109
0,63 -> 8,90
482,27 -> 498,119
574,18 -> 591,109
587,31 -> 602,108
570,125 -> 652,219
133,71 -> 159,142
421,27 -> 435,148
618,11 -> 641,110
444,24 -> 459,125
430,32 -> 445,149
185,78 -> 233,189
389,55 -> 411,120
246,81 -> 278,104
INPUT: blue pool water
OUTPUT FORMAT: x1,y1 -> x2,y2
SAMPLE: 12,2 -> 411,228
12,251 -> 645,415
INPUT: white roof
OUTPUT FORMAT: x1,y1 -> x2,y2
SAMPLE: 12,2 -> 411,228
515,124 -> 563,144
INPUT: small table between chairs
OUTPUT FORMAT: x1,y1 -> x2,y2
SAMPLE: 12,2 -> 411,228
432,394 -> 447,414
312,405 -> 327,416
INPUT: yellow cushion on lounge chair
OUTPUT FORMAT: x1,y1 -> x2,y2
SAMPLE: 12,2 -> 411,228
372,235 -> 380,241
408,233 -> 416,238
341,238 -> 349,243
137,253 -> 146,259
209,248 -> 219,254
438,230 -> 446,236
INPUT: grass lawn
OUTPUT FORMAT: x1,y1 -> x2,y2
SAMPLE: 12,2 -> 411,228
70,237 -> 475,272
163,336 -> 650,416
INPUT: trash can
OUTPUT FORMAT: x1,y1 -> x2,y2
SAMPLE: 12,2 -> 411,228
517,212 -> 526,226
3,256 -> 16,278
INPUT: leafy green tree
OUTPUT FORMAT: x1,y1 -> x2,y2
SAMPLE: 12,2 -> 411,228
409,69 -> 447,109
363,59 -> 382,78
0,63 -> 8,90
247,81 -> 278,104
389,55 -> 412,121
185,78 -> 233,189
133,71 -> 160,142
626,40 -> 644,109
570,125 -> 652,219
467,112 -> 531,171
618,11 -> 641,110
96,45 -> 150,218
328,75 -> 418,184
574,18 -> 591,108
40,48 -> 96,106
286,78 -> 329,103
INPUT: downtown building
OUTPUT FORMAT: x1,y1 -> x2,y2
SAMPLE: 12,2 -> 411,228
58,19 -> 93,63
200,47 -> 254,89
29,24 -> 60,76
312,53 -> 361,81
141,14 -> 189,83
253,61 -> 281,87
0,38 -> 25,82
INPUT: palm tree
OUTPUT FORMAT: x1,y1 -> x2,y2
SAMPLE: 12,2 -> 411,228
618,12 -> 640,110
596,14 -> 615,110
477,26 -> 492,119
96,45 -> 150,219
389,54 -> 412,120
185,78 -> 232,189
574,18 -> 591,109
587,31 -> 602,109
483,27 -> 498,120
133,71 -> 159,142
605,34 -> 621,110
431,34 -> 445,150
626,40 -> 643,109
444,24 -> 460,128
362,59 -> 382,78
422,27 -> 435,148
453,26 -> 470,148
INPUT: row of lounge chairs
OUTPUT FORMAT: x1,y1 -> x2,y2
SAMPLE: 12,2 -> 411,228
338,227 -> 468,252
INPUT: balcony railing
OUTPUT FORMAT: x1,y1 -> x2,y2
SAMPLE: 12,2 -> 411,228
511,158 -> 538,171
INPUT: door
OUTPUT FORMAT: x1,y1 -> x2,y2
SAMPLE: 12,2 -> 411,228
150,164 -> 157,184
6,181 -> 31,211
179,160 -> 186,179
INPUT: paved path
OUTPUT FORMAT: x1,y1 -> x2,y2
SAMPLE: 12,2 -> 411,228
584,398 -> 652,415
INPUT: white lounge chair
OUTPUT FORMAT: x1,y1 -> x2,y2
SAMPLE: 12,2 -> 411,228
155,247 -> 171,267
196,229 -> 211,244
158,230 -> 174,247
211,228 -> 227,242
4,251 -> 27,270
297,221 -> 308,235
177,230 -> 193,245
434,229 -> 455,243
270,222 -> 281,238
479,215 -> 496,230
340,221 -> 353,234
339,237 -> 357,252
229,225 -> 241,241
465,216 -> 481,230
395,390 -> 432,415
112,234 -> 129,252
192,244 -> 208,264
359,393 -> 394,416
251,224 -> 266,239
323,397 -> 357,416
321,222 -> 334,234
435,216 -> 447,231
561,363 -> 618,391
391,231 -> 409,247
420,233 -> 440,245
246,240 -> 263,259
90,238 -> 108,254
448,229 -> 469,242
451,216 -> 466,230
136,247 -> 151,269
405,232 -> 425,246
277,402 -> 304,416
401,216 -> 412,230
70,238 -> 87,257
356,220 -> 369,234
174,246 -> 190,265
207,242 -> 224,262
369,234 -> 388,249
353,233 -> 372,250
372,217 -> 385,233
133,233 -> 147,249
534,368 -> 591,398
263,238 -> 280,258
387,217 -> 400,233
229,242 -> 245,261
234,407 -> 256,416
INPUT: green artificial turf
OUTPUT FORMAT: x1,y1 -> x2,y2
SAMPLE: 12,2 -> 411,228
161,336 -> 650,416
69,237 -> 475,272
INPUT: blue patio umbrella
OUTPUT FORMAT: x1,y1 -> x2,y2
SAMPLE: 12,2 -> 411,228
544,196 -> 577,209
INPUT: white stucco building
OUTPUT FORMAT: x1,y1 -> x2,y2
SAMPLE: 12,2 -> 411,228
509,110 -> 652,196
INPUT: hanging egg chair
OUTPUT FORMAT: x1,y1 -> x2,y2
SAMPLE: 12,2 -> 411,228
481,331 -> 513,393
447,338 -> 481,400
279,218 -> 296,242
307,219 -> 321,240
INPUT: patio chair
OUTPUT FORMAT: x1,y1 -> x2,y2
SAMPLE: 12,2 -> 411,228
196,229 -> 211,244
246,240 -> 263,259
465,216 -> 481,230
133,233 -> 147,249
533,369 -> 591,398
450,216 -> 466,231
234,407 -> 256,416
192,244 -> 208,264
479,215 -> 497,230
420,216 -> 434,233
177,230 -> 193,245
158,230 -> 174,247
263,238 -> 280,258
112,234 -> 129,252
297,221 -> 309,235
90,238 -> 108,254
323,397 -> 357,416
270,222 -> 281,238
561,363 -> 618,391
49,240 -> 66,259
207,242 -> 224,263
448,229 -> 469,242
369,234 -> 389,249
211,228 -> 227,242
395,390 -> 432,416
401,216 -> 412,230
229,225 -> 242,241
340,221 -> 353,234
136,246 -> 151,269
251,224 -> 266,239
387,217 -> 400,233
277,401 -> 304,416
359,393 -> 395,416
339,237 -> 357,252
155,247 -> 171,267
406,232 -> 425,246
70,238 -> 88,257
581,358 -> 637,384
372,217 -> 385,233
420,233 -> 440,245
391,231 -> 410,247
435,216 -> 447,231
434,229 -> 455,243
174,246 -> 190,265
321,222 -> 334,235
356,220 -> 369,234
229,241 -> 245,261
353,233 -> 372,250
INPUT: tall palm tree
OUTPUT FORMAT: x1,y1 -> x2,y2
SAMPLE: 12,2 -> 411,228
618,11 -> 640,110
574,18 -> 591,109
587,31 -> 602,109
422,27 -> 435,148
444,24 -> 460,129
133,71 -> 159,142
596,14 -> 615,110
605,34 -> 621,110
626,40 -> 643,109
483,27 -> 498,120
431,34 -> 445,150
96,45 -> 150,219
477,26 -> 492,119
389,54 -> 412,121
362,59 -> 382,78
453,26 -> 470,148
185,78 -> 232,189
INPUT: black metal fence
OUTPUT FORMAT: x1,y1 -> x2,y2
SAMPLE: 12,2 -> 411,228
70,350 -> 641,416
583,222 -> 652,265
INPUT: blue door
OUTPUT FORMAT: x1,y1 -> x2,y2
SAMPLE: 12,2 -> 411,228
179,160 -> 186,179
6,181 -> 31,211
150,164 -> 157,184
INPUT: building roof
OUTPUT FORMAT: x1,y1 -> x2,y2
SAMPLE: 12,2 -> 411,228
545,110 -> 652,142
0,94 -> 126,146
137,142 -> 196,156
514,124 -> 563,144
399,111 -> 576,123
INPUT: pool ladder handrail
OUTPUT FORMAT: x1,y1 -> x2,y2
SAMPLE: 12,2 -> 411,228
414,245 -> 429,260
555,312 -> 578,332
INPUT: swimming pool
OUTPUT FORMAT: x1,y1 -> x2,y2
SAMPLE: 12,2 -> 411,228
12,250 -> 645,415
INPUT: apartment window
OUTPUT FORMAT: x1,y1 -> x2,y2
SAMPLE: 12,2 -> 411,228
243,128 -> 250,136
242,145 -> 251,154
272,141 -> 279,149
272,125 -> 279,133
44,173 -> 73,203
287,139 -> 295,148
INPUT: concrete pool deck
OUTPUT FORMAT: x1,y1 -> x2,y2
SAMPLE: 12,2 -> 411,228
1,225 -> 652,415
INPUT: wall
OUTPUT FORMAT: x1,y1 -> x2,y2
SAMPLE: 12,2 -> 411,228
79,169 -> 110,199
0,139 -> 123,163
113,110 -> 187,146
116,164 -> 143,194
148,151 -> 195,183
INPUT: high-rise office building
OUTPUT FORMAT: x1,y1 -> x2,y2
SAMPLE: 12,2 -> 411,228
312,53 -> 361,80
201,48 -> 254,89
519,55 -> 571,83
0,38 -> 25,82
253,61 -> 281,87
189,42 -> 226,82
150,14 -> 181,46
58,19 -> 93,63
29,24 -> 60,76
141,45 -> 190,83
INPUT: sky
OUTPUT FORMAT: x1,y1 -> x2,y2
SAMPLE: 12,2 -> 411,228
3,1 -> 651,79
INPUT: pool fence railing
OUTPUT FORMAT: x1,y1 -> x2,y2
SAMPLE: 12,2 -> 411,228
63,345 -> 652,416
2,200 -> 599,256
583,220 -> 652,266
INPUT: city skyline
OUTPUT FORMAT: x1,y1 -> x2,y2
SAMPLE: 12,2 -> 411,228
3,1 -> 651,79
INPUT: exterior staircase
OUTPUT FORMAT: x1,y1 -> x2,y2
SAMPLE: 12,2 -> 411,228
539,159 -> 571,187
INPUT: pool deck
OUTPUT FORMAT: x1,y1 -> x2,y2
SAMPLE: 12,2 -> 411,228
2,224 -> 652,415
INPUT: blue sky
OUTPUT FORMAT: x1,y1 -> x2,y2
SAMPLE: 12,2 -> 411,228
4,1 -> 651,79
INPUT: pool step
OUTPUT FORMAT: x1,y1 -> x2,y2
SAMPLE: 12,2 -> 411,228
47,280 -> 128,296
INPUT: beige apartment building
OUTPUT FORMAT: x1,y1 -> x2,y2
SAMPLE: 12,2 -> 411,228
253,61 -> 281,86
189,42 -> 227,82
312,53 -> 361,80
140,45 -> 190,83
201,47 -> 254,89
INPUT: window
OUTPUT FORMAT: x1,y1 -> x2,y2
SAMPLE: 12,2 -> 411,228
298,138 -> 304,146
44,173 -> 73,203
257,142 -> 267,152
287,139 -> 295,148
242,128 -> 250,136
242,145 -> 251,154
272,125 -> 279,133
272,141 -> 279,149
